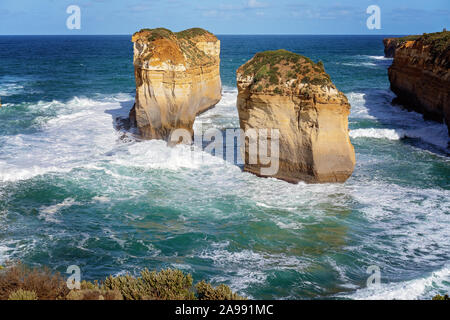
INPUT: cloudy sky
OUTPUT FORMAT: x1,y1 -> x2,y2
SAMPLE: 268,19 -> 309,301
0,0 -> 448,35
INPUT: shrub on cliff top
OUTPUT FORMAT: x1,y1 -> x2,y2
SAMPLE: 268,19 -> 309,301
133,27 -> 217,66
134,28 -> 174,42
135,27 -> 214,43
145,28 -> 175,42
241,50 -> 314,77
176,28 -> 212,39
395,31 -> 449,62
421,31 -> 450,59
196,281 -> 246,300
102,268 -> 195,300
239,49 -> 332,92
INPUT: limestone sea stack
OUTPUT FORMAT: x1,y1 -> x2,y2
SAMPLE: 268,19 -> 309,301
130,28 -> 222,140
236,50 -> 355,184
384,31 -> 450,135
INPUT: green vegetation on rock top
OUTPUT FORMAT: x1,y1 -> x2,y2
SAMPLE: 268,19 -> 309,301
392,31 -> 450,61
239,49 -> 332,92
134,27 -> 215,42
176,28 -> 213,39
241,50 -> 314,74
135,27 -> 174,41
421,31 -> 450,58
133,27 -> 218,65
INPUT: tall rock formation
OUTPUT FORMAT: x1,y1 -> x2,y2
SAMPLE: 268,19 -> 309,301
236,50 -> 355,184
130,28 -> 222,140
384,31 -> 450,136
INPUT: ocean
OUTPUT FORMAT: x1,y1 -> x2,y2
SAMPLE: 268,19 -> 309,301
0,35 -> 449,299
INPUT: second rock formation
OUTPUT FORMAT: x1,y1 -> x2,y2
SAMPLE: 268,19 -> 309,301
236,50 -> 355,183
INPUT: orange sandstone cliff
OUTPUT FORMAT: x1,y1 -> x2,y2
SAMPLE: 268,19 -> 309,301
130,28 -> 222,140
384,31 -> 450,135
236,50 -> 355,184
383,38 -> 401,58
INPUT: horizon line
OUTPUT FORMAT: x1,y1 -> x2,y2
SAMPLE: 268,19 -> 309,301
0,33 -> 407,36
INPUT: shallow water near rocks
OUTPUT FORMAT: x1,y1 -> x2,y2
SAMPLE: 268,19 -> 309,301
0,35 -> 449,299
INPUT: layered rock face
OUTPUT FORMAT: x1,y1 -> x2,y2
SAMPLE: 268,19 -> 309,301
130,28 -> 222,140
236,50 -> 355,183
383,38 -> 401,58
385,31 -> 450,135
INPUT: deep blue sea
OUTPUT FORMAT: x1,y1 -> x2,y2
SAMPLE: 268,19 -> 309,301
0,35 -> 449,299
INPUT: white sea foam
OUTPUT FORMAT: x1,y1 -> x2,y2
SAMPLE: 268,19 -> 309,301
0,76 -> 39,97
39,198 -> 78,223
0,239 -> 37,265
342,62 -> 376,67
343,264 -> 450,300
350,128 -> 406,140
196,243 -> 310,293
194,86 -> 240,131
92,196 -> 110,203
366,55 -> 393,61
0,83 -> 24,96
0,94 -> 133,182
0,245 -> 9,264
347,90 -> 449,149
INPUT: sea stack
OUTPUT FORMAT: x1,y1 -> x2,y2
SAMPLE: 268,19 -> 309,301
384,31 -> 450,135
236,50 -> 355,184
130,28 -> 222,141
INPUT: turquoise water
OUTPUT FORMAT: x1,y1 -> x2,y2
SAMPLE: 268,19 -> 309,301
0,35 -> 449,299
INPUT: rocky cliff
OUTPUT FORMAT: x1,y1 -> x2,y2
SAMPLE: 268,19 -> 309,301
236,50 -> 355,184
385,31 -> 450,135
130,28 -> 222,140
383,38 -> 402,58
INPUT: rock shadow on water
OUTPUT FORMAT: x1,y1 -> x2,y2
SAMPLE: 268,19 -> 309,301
358,88 -> 450,156
104,99 -> 141,142
197,128 -> 245,171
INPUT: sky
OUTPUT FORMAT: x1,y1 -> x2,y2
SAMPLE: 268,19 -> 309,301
0,0 -> 448,35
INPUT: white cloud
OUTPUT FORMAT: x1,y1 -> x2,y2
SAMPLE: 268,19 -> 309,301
246,0 -> 268,9
289,4 -> 360,20
202,10 -> 219,17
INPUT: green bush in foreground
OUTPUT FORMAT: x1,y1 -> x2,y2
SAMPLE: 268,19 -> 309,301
0,263 -> 244,300
196,281 -> 246,300
432,294 -> 449,300
102,268 -> 196,300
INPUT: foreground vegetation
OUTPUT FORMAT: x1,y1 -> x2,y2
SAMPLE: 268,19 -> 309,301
432,294 -> 449,300
1,263 -> 447,301
0,263 -> 244,300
